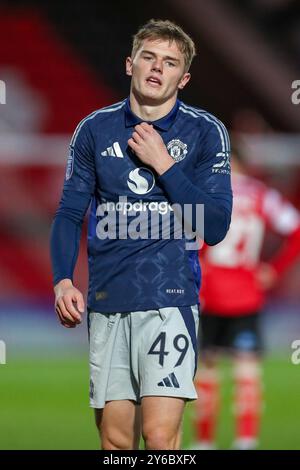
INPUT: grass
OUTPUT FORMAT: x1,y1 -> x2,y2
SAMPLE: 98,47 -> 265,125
0,354 -> 299,449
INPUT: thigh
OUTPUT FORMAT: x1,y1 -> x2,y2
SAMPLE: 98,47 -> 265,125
95,400 -> 141,450
141,396 -> 185,447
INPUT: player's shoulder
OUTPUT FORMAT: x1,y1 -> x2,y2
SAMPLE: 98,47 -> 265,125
178,101 -> 229,134
80,99 -> 126,127
70,100 -> 126,145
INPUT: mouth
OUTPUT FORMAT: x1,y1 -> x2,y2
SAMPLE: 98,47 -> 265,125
146,76 -> 162,87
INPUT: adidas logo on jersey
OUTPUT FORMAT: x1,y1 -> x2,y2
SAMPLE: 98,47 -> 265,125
101,142 -> 124,158
157,372 -> 180,388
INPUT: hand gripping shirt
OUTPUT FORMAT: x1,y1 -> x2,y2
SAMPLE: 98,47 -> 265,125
50,98 -> 232,313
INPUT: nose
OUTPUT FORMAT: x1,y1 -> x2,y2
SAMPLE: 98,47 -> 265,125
151,59 -> 163,73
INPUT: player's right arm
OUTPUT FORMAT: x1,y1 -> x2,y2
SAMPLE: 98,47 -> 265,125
50,118 -> 96,328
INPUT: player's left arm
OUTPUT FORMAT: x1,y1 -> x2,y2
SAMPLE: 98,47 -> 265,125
128,121 -> 233,245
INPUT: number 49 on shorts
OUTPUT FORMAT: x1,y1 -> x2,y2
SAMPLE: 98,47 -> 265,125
148,332 -> 189,367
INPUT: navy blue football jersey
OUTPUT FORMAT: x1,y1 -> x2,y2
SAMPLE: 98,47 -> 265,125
51,98 -> 232,312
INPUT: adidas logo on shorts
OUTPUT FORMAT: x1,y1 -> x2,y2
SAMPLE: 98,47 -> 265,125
157,372 -> 180,388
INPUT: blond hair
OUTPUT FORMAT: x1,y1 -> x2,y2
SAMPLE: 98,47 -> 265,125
131,19 -> 196,72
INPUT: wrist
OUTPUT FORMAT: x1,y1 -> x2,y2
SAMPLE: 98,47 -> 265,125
54,278 -> 73,294
154,153 -> 175,176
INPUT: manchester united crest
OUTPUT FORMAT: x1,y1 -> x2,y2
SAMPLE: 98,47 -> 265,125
167,139 -> 188,162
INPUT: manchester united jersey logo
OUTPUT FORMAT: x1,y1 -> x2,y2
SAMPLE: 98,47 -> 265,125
167,139 -> 188,162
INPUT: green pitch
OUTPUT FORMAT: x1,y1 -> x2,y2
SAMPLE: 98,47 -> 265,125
0,354 -> 299,449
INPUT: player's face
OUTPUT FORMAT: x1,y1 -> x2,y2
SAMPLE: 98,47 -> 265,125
126,38 -> 191,104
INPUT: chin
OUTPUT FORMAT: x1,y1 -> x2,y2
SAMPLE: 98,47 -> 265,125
134,85 -> 167,105
139,90 -> 162,102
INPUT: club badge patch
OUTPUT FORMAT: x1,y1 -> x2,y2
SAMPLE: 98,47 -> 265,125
167,139 -> 188,162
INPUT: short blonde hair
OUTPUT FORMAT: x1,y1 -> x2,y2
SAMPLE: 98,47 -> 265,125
131,19 -> 196,72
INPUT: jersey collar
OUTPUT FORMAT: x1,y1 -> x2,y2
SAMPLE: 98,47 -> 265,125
124,97 -> 180,131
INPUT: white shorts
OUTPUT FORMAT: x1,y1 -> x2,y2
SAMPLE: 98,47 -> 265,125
88,305 -> 200,409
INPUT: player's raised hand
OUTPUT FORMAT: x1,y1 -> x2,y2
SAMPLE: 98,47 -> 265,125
128,122 -> 174,175
54,279 -> 85,328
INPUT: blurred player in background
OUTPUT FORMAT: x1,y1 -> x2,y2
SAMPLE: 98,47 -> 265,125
193,145 -> 300,450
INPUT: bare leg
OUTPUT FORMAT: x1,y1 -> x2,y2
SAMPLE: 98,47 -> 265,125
141,396 -> 185,450
95,400 -> 141,450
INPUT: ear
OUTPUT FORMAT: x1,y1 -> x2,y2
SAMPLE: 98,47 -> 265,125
178,72 -> 191,90
126,57 -> 133,77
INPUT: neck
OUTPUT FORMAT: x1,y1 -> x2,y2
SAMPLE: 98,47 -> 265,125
129,90 -> 177,122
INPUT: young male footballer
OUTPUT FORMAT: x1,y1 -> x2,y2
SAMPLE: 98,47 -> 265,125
50,19 -> 232,450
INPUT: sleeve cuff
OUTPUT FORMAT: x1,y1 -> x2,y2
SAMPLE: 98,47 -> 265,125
158,162 -> 182,184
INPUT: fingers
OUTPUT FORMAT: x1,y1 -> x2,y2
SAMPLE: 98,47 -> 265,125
128,123 -> 153,151
128,137 -> 138,151
64,296 -> 82,322
134,123 -> 151,137
132,131 -> 143,144
59,318 -> 77,329
55,296 -> 82,327
139,122 -> 153,132
128,123 -> 160,163
55,304 -> 76,328
134,123 -> 153,139
74,291 -> 85,314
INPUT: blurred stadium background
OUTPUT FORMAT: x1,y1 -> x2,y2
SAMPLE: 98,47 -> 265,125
0,0 -> 300,450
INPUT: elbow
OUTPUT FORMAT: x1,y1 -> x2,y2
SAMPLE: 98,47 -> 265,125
53,209 -> 84,227
205,230 -> 227,246
204,209 -> 231,246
